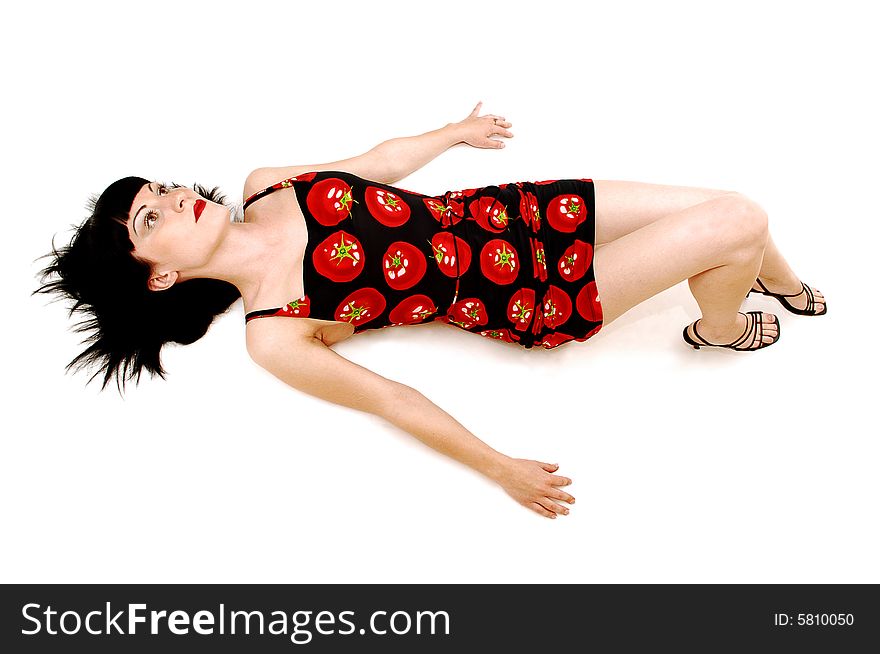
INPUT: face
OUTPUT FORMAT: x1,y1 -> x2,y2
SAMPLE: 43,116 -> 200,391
127,182 -> 228,291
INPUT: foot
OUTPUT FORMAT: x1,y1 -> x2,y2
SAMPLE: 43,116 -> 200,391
751,276 -> 826,313
688,311 -> 779,349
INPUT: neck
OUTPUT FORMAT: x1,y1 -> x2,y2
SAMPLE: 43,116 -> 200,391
179,220 -> 290,297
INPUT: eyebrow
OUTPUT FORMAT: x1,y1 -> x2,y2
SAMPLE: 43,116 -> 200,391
132,183 -> 154,236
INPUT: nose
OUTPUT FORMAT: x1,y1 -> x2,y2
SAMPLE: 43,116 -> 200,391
168,187 -> 188,212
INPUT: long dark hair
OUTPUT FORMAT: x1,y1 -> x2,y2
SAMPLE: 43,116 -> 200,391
33,176 -> 241,395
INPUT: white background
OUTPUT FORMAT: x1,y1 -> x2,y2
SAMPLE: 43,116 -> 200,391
2,0 -> 876,583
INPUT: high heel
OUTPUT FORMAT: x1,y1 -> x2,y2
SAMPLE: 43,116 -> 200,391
745,277 -> 827,316
682,311 -> 780,351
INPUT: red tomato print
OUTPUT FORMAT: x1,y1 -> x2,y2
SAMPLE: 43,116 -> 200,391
313,230 -> 364,282
576,281 -> 603,322
480,238 -> 520,285
365,186 -> 412,227
423,197 -> 464,227
447,196 -> 466,218
558,239 -> 593,282
429,232 -> 472,277
531,304 -> 545,335
529,237 -> 548,282
242,170 -> 602,350
450,188 -> 479,201
383,241 -> 427,290
518,189 -> 541,232
546,193 -> 587,233
541,285 -> 573,329
574,324 -> 603,343
468,196 -> 510,233
334,288 -> 386,327
279,296 -> 311,318
444,297 -> 489,329
306,177 -> 358,226
507,288 -> 537,331
478,327 -> 521,343
389,295 -> 438,325
539,332 -> 575,349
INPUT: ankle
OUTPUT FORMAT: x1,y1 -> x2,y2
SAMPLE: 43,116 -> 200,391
758,271 -> 799,289
697,314 -> 743,336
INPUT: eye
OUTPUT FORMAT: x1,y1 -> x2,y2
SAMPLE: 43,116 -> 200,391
144,209 -> 159,231
142,185 -> 169,231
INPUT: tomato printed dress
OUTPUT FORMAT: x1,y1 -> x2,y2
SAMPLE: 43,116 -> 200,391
242,170 -> 604,349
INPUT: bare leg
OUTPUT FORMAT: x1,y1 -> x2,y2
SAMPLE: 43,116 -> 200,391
593,180 -> 825,314
592,193 -> 778,347
748,232 -> 825,312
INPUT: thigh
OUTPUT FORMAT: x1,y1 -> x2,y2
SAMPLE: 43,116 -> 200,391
591,194 -> 758,327
593,180 -> 734,246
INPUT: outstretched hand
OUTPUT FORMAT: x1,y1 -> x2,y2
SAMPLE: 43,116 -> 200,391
493,457 -> 575,519
450,100 -> 514,149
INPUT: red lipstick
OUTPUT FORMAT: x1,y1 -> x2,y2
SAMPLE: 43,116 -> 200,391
194,200 -> 206,222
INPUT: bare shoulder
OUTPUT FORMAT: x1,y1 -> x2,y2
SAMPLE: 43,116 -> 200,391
243,312 -> 405,417
242,151 -> 391,202
246,315 -> 356,362
245,315 -> 320,363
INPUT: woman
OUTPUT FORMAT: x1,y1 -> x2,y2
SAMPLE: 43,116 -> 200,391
34,101 -> 826,519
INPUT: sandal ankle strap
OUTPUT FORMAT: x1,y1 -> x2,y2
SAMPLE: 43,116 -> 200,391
692,312 -> 753,347
801,282 -> 815,312
757,278 -> 808,298
728,312 -> 758,348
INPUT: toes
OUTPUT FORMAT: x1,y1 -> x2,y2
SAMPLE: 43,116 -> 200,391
806,285 -> 826,312
760,313 -> 779,344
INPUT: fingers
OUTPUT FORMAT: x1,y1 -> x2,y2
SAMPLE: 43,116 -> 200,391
532,473 -> 576,518
539,462 -> 572,486
473,102 -> 513,128
489,125 -> 514,138
484,120 -> 513,149
486,116 -> 514,136
549,475 -> 572,487
537,498 -> 570,517
487,116 -> 513,129
549,487 -> 576,505
529,502 -> 557,519
529,495 -> 573,519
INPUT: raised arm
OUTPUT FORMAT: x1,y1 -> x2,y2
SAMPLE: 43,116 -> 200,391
245,102 -> 515,194
374,101 -> 515,184
245,321 -> 574,519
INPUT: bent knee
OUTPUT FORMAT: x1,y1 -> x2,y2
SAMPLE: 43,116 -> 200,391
710,192 -> 769,247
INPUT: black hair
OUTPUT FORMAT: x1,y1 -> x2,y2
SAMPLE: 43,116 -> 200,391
33,178 -> 241,395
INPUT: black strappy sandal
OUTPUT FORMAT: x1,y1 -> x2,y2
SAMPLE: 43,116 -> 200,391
746,278 -> 827,316
682,311 -> 780,351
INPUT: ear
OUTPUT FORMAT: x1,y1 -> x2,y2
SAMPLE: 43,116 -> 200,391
147,270 -> 179,292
